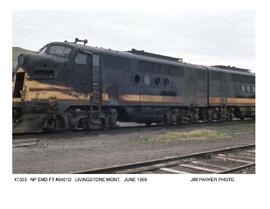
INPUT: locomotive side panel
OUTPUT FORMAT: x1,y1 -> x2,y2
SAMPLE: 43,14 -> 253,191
102,55 -> 208,107
208,70 -> 228,106
137,61 -> 187,106
185,67 -> 207,107
208,68 -> 255,120
227,73 -> 255,106
208,69 -> 255,107
102,54 -> 138,106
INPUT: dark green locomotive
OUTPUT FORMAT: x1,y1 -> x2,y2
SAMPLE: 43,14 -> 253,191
13,38 -> 255,133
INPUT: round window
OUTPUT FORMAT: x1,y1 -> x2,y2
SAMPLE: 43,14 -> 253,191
164,78 -> 169,86
134,75 -> 140,84
247,85 -> 250,92
155,77 -> 160,85
241,84 -> 245,92
144,75 -> 150,85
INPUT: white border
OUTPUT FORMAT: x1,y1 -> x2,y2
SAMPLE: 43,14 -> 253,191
1,1 -> 269,208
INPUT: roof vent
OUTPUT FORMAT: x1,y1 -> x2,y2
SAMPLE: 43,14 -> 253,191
127,48 -> 183,62
212,65 -> 250,73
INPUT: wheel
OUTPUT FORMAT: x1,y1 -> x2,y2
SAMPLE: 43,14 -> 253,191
176,116 -> 183,125
78,118 -> 90,130
55,115 -> 66,131
227,111 -> 233,121
207,112 -> 213,123
164,114 -> 169,125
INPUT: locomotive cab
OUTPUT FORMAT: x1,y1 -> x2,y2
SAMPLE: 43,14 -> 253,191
13,43 -> 72,99
13,41 -> 105,133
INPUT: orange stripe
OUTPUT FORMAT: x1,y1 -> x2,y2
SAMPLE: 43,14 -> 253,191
120,94 -> 140,102
227,97 -> 255,104
209,97 -> 255,105
209,97 -> 221,104
102,93 -> 109,101
120,94 -> 184,103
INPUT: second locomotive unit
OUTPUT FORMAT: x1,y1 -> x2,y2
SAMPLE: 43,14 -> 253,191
13,38 -> 255,133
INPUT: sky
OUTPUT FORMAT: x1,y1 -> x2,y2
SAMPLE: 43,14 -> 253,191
12,10 -> 255,71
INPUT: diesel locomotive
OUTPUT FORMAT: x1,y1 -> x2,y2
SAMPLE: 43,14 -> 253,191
13,38 -> 255,133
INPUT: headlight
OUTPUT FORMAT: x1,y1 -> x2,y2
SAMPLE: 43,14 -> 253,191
18,54 -> 25,66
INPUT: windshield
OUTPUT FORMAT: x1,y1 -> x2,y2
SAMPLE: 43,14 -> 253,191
47,45 -> 72,58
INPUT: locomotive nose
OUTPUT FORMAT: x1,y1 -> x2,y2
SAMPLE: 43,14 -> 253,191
17,53 -> 33,69
18,53 -> 58,69
17,53 -> 66,79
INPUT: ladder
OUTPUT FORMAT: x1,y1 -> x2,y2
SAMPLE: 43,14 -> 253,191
90,83 -> 102,119
90,54 -> 102,120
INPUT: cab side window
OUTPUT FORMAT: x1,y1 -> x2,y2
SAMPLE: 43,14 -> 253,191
74,52 -> 89,65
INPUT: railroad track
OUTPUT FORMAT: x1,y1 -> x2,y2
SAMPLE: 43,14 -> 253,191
13,119 -> 254,141
13,138 -> 40,147
73,144 -> 255,174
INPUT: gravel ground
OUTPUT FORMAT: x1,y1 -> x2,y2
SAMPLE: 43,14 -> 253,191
13,122 -> 255,174
231,166 -> 255,174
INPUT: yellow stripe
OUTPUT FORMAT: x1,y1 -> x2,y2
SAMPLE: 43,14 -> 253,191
26,80 -> 72,91
120,94 -> 141,102
227,97 -> 255,104
24,90 -> 88,101
120,94 -> 184,103
209,97 -> 255,105
141,95 -> 164,102
102,93 -> 109,101
16,67 -> 25,73
209,97 -> 221,104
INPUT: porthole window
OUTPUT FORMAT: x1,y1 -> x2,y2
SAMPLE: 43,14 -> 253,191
155,77 -> 160,85
241,84 -> 246,92
164,78 -> 169,86
134,74 -> 140,84
144,75 -> 150,85
247,85 -> 250,92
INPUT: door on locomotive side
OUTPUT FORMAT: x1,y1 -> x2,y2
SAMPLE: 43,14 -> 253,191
72,51 -> 92,95
71,51 -> 102,105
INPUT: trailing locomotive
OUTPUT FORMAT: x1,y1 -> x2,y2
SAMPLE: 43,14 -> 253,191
13,38 -> 255,133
